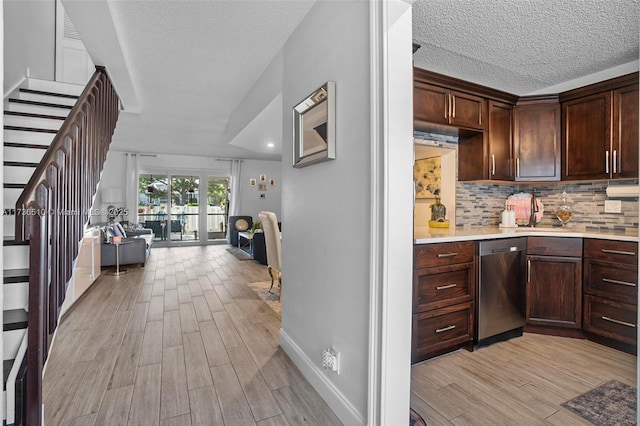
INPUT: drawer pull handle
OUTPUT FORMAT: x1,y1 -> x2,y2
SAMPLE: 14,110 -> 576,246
436,284 -> 457,290
601,249 -> 636,256
435,325 -> 456,333
601,316 -> 636,328
602,278 -> 637,287
437,252 -> 458,258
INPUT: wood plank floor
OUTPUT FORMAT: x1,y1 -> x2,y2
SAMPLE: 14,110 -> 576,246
411,333 -> 637,425
43,245 -> 342,426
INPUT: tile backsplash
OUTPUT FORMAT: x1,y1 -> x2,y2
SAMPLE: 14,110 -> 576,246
456,180 -> 639,230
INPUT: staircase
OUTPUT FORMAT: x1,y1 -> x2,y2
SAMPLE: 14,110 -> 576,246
3,79 -> 83,425
2,69 -> 120,425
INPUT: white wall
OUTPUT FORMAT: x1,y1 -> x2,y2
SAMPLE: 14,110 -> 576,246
95,151 -> 281,226
237,159 -> 282,221
279,1 -> 372,423
4,0 -> 56,95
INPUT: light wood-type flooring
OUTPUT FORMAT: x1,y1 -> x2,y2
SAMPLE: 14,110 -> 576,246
411,333 -> 637,425
42,245 -> 342,425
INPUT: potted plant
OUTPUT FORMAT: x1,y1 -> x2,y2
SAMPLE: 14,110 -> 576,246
250,221 -> 262,233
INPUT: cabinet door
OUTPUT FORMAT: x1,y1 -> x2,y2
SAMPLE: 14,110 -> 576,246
414,82 -> 449,126
514,103 -> 560,181
562,92 -> 611,180
488,101 -> 513,180
449,90 -> 485,130
613,84 -> 639,179
526,255 -> 582,328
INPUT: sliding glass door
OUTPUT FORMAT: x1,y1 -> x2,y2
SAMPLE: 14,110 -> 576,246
138,174 -> 169,242
138,173 -> 229,245
206,177 -> 229,241
170,175 -> 199,242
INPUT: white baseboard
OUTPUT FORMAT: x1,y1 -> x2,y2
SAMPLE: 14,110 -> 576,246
279,329 -> 365,425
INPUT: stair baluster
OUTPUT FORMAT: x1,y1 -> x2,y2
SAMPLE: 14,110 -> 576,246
13,67 -> 120,426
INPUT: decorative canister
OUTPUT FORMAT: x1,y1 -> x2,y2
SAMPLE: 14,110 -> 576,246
429,197 -> 449,228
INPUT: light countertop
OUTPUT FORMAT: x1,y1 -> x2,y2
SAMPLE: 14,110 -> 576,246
414,225 -> 639,244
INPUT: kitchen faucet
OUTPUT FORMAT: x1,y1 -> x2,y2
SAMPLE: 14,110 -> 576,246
528,191 -> 538,227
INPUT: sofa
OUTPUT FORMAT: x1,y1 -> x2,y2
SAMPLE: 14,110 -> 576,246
101,222 -> 153,267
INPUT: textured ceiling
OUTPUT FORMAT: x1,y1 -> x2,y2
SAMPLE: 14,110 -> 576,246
413,0 -> 639,95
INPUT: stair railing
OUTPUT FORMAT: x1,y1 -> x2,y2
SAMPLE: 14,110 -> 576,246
14,66 -> 120,425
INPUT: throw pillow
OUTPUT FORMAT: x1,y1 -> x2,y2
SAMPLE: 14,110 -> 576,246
114,222 -> 128,238
111,224 -> 122,237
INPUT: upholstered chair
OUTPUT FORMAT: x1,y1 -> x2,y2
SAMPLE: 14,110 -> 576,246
258,211 -> 282,298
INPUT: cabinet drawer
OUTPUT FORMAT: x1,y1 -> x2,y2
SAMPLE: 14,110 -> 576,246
584,259 -> 638,304
583,295 -> 637,345
584,239 -> 638,265
414,262 -> 474,312
415,241 -> 474,269
527,236 -> 582,257
412,302 -> 473,361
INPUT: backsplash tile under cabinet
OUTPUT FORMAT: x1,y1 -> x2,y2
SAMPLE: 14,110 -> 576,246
455,183 -> 514,227
456,180 -> 639,230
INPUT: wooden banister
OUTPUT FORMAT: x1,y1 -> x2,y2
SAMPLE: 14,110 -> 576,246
14,67 -> 120,425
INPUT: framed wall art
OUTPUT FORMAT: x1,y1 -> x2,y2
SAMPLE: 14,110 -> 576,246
293,81 -> 336,168
414,156 -> 441,199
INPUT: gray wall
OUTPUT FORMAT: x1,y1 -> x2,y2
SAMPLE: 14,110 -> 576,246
280,1 -> 371,423
4,0 -> 56,94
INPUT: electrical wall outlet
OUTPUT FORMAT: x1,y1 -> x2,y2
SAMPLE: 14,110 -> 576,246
321,347 -> 340,374
604,200 -> 622,213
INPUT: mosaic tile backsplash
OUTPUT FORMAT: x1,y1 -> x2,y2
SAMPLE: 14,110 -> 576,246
456,180 -> 639,231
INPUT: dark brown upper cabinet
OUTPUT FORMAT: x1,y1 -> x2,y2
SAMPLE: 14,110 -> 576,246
414,81 -> 485,131
513,97 -> 561,181
487,101 -> 513,181
561,74 -> 639,181
613,84 -> 639,179
562,91 -> 612,180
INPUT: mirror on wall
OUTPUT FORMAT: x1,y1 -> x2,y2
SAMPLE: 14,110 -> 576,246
293,81 -> 336,168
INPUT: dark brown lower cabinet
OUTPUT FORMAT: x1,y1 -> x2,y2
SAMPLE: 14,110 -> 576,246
582,239 -> 637,352
412,302 -> 473,362
525,237 -> 583,331
583,295 -> 637,345
526,255 -> 582,328
412,242 -> 475,363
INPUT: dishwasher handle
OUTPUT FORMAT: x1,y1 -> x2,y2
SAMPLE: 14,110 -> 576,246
491,246 -> 520,254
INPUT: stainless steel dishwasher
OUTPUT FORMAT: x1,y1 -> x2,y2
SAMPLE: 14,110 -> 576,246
477,238 -> 527,345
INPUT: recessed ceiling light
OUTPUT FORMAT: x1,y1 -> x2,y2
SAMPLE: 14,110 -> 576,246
267,143 -> 275,148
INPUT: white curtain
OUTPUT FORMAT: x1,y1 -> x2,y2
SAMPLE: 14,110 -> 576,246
227,159 -> 242,241
124,153 -> 140,225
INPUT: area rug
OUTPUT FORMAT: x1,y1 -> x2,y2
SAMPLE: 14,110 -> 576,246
410,408 -> 426,426
246,281 -> 281,316
561,380 -> 637,425
226,247 -> 252,261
